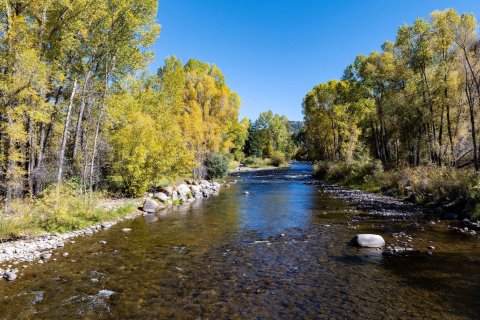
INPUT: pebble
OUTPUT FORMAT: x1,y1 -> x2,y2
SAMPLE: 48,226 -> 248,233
4,271 -> 17,281
122,228 -> 132,232
99,240 -> 107,245
244,191 -> 250,195
427,245 -> 435,250
62,252 -> 69,257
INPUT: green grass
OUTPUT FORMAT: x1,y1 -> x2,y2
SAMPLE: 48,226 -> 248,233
0,182 -> 139,241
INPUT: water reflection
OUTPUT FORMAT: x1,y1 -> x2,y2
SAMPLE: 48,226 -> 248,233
233,165 -> 314,235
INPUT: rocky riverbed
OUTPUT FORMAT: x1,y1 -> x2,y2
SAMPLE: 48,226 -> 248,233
0,179 -> 229,282
309,181 -> 420,218
306,180 -> 480,258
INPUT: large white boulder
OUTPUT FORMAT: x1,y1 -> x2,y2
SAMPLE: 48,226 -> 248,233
351,234 -> 385,248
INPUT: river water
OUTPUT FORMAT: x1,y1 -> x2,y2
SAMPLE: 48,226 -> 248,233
1,163 -> 480,319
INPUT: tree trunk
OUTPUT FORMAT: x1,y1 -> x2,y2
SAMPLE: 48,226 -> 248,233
465,74 -> 478,170
56,78 -> 77,183
72,71 -> 91,160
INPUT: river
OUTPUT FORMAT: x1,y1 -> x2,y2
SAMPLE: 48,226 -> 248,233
1,163 -> 480,319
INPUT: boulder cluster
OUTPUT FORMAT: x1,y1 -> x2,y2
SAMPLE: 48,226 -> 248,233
142,180 -> 227,213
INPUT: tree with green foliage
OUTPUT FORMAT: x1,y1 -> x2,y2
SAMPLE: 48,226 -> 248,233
244,111 -> 294,162
304,9 -> 480,172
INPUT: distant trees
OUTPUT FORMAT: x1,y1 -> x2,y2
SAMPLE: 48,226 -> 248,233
244,111 -> 295,161
303,9 -> 480,170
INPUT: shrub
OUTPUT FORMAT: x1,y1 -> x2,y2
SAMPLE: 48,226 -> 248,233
206,153 -> 229,179
270,151 -> 286,167
314,159 -> 384,186
313,161 -> 332,178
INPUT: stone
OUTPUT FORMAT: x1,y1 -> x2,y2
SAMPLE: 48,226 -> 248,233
122,228 -> 132,232
99,240 -> 107,245
4,271 -> 17,281
101,222 -> 113,229
244,191 -> 250,195
62,252 -> 69,257
153,192 -> 169,202
190,185 -> 201,193
142,199 -> 159,213
40,253 -> 52,260
176,184 -> 190,196
350,234 -> 385,248
161,186 -> 174,196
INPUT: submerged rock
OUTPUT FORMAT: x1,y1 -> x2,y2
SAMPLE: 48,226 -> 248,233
351,234 -> 385,248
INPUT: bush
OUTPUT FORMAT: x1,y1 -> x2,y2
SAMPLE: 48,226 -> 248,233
314,159 -> 384,186
380,166 -> 479,204
206,153 -> 229,179
270,151 -> 286,167
313,161 -> 332,178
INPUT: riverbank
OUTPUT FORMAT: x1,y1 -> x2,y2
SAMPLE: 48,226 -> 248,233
0,179 -> 228,281
308,178 -> 480,239
314,160 -> 480,221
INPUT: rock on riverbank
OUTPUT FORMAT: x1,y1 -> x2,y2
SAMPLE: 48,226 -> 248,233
141,180 -> 226,213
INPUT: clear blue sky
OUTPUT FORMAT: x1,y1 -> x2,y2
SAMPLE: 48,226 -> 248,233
150,0 -> 480,121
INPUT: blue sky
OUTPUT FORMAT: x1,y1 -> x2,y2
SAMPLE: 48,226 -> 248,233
150,0 -> 480,121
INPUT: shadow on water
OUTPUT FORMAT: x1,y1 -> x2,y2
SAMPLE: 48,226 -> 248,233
0,163 -> 479,319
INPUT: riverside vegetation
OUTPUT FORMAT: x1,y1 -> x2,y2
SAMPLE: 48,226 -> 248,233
0,1 -> 295,240
302,9 -> 480,221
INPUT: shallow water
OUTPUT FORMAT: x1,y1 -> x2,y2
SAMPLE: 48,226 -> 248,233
1,163 -> 480,319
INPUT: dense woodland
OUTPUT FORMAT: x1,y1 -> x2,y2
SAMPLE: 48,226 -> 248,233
0,0 -> 297,216
0,0 -> 258,210
303,9 -> 480,169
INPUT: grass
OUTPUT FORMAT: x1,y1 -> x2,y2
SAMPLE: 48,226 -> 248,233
0,182 -> 138,241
